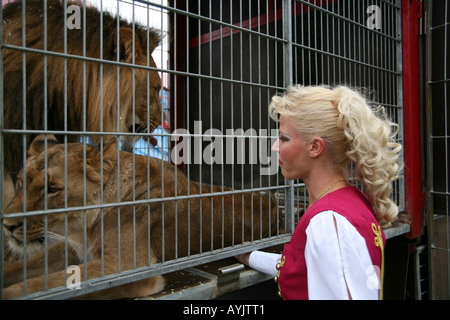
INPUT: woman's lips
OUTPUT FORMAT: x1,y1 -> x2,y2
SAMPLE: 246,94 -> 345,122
279,160 -> 283,166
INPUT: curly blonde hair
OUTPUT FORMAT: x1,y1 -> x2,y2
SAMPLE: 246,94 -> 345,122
269,85 -> 403,225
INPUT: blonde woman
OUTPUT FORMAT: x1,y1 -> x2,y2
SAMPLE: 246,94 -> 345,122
235,85 -> 402,300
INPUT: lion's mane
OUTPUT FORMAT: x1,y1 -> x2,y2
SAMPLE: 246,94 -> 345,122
2,0 -> 163,180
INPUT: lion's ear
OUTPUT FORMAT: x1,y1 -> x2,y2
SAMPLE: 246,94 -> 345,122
114,27 -> 143,62
28,134 -> 59,157
86,139 -> 119,184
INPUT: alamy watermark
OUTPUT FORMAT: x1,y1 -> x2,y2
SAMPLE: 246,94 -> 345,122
66,4 -> 81,30
366,265 -> 382,290
366,5 -> 382,30
170,121 -> 279,176
66,265 -> 81,289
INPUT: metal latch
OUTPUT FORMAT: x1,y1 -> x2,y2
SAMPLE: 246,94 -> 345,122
215,263 -> 245,295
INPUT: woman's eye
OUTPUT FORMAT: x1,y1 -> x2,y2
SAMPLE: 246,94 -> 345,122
279,135 -> 289,142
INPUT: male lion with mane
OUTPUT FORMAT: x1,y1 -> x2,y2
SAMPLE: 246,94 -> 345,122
2,135 -> 279,299
2,0 -> 163,202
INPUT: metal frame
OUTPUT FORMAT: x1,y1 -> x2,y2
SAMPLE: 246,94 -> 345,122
425,0 -> 450,300
1,0 -> 408,300
402,0 -> 423,240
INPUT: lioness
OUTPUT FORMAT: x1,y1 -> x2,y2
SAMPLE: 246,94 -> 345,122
2,135 -> 279,299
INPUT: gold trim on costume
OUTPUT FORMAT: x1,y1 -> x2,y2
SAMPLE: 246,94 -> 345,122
274,255 -> 286,298
372,223 -> 385,300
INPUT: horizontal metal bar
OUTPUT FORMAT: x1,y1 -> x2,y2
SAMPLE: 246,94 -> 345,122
429,190 -> 450,196
217,263 -> 245,276
136,0 -> 288,45
11,235 -> 292,300
1,43 -> 285,91
430,245 -> 450,253
1,43 -> 163,71
430,21 -> 450,31
291,42 -> 401,75
0,129 -> 279,140
428,78 -> 450,84
295,0 -> 401,41
4,184 -> 289,219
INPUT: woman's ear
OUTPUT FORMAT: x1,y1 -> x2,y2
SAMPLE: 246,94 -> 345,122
309,137 -> 325,158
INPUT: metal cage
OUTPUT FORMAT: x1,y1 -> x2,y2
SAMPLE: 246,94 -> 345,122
1,0 -> 409,300
426,0 -> 450,300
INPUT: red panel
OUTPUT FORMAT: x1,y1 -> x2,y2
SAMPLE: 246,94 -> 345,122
402,0 -> 423,239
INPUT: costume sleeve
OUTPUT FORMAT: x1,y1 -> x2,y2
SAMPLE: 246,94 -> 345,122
305,210 -> 379,300
248,251 -> 282,278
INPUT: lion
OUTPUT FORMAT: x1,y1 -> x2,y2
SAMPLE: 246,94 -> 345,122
2,135 -> 280,299
2,0 -> 163,199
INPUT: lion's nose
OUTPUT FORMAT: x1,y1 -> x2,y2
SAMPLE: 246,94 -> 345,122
3,221 -> 22,233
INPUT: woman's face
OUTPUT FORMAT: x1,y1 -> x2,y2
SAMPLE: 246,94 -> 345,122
272,115 -> 311,180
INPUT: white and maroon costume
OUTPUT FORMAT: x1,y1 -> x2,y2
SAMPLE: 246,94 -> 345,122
249,186 -> 386,300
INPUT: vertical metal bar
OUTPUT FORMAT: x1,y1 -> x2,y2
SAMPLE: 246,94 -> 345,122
320,0 -> 325,83
292,1 -> 297,83
80,0 -> 88,283
282,0 -> 294,234
63,0 -> 70,287
198,0 -> 203,254
446,0 -> 450,298
380,2 -> 385,107
257,0 -> 262,241
425,0 -> 436,299
249,0 -> 254,243
220,0 -> 225,248
0,0 -> 4,300
265,0 -> 271,238
43,0 -> 50,292
230,0 -> 235,246
173,0 -> 178,260
240,0 -> 244,244
146,0 -> 152,266
313,0 -> 318,85
208,0 -> 213,252
114,0 -> 122,272
186,0 -> 191,257
100,0 -> 106,278
131,0 -> 137,269
309,0 -> 314,84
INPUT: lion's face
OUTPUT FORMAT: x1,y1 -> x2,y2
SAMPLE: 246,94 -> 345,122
2,136 -> 110,256
124,56 -> 163,135
103,27 -> 164,147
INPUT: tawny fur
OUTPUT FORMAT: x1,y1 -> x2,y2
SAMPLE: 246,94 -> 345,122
2,135 -> 279,299
2,0 -> 163,196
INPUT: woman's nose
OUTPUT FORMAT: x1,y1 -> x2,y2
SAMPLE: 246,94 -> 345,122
271,138 -> 280,152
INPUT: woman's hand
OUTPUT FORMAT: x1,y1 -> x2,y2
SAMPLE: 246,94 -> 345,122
234,252 -> 251,266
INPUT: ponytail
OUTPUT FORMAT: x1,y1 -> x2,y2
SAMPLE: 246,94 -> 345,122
333,86 -> 402,225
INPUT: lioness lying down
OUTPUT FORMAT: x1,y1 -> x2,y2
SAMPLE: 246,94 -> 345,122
2,135 -> 279,299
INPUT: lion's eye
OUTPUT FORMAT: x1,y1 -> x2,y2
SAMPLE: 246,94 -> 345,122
47,185 -> 60,194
